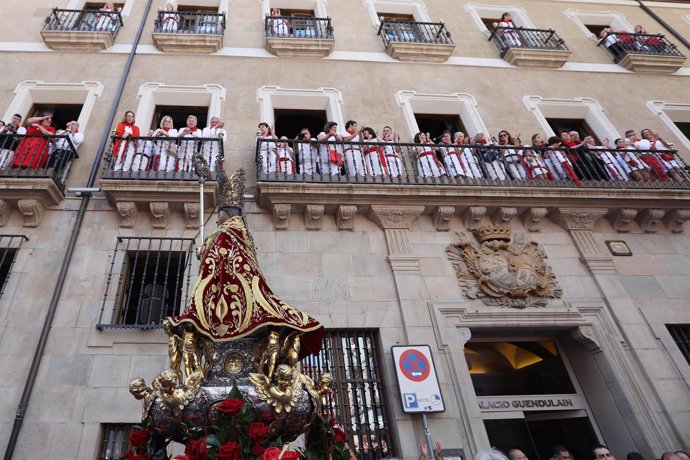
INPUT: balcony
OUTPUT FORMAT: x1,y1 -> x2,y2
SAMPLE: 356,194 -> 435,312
488,27 -> 571,68
254,138 -> 690,233
152,11 -> 226,53
100,135 -> 223,229
264,15 -> 334,58
377,20 -> 455,63
40,7 -> 123,51
598,32 -> 686,74
0,133 -> 79,226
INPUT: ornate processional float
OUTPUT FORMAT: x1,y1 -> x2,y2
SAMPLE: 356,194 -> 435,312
127,163 -> 350,460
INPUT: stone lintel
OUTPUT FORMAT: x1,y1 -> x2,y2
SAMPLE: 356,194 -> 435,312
304,204 -> 325,231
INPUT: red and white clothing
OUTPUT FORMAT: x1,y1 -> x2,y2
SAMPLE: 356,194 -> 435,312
297,140 -> 318,175
341,130 -> 366,177
94,7 -> 115,31
503,148 -> 529,180
13,125 -> 56,169
201,125 -> 226,171
363,137 -> 388,176
498,19 -> 521,47
461,147 -> 483,179
161,11 -> 179,33
381,137 -> 403,177
317,133 -> 341,176
0,124 -> 26,169
258,136 -> 277,174
594,148 -> 629,181
634,139 -> 668,180
153,128 -> 179,172
271,16 -> 289,36
178,127 -> 202,172
132,135 -> 154,172
522,152 -> 549,179
542,148 -> 572,180
275,145 -> 296,174
113,122 -> 140,172
439,143 -> 466,178
416,145 -> 445,177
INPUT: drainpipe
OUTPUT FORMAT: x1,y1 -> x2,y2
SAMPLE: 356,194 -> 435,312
636,0 -> 690,51
3,1 -> 154,458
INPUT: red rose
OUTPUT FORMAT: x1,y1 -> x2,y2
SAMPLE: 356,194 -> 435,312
333,426 -> 347,444
129,428 -> 149,447
185,438 -> 208,460
252,442 -> 267,456
248,422 -> 270,442
217,441 -> 241,460
262,447 -> 301,460
172,457 -> 191,460
215,398 -> 245,416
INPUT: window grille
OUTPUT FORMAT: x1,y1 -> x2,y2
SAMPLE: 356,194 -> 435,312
666,324 -> 690,366
0,235 -> 28,297
302,329 -> 395,458
100,424 -> 133,460
97,237 -> 196,330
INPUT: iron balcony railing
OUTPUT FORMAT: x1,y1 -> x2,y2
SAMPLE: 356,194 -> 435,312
489,27 -> 568,56
153,10 -> 226,35
377,19 -> 453,49
265,15 -> 334,39
0,133 -> 79,192
256,138 -> 690,190
102,134 -> 224,180
42,7 -> 124,37
598,31 -> 685,63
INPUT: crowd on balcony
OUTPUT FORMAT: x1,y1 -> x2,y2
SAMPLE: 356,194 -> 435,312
597,24 -> 674,58
256,120 -> 686,185
0,113 -> 83,172
109,110 -> 226,173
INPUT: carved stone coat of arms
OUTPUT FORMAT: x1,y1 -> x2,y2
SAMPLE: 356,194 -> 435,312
446,225 -> 562,308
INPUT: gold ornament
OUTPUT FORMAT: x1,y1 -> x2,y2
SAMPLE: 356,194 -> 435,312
249,364 -> 302,414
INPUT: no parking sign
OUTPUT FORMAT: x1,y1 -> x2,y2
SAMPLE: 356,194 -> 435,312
392,345 -> 445,413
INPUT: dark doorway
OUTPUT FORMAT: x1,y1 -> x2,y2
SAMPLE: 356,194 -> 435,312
673,122 -> 690,142
546,118 -> 600,144
481,17 -> 502,32
414,114 -> 467,142
274,109 -> 327,139
152,106 -> 208,132
28,104 -> 83,131
85,2 -> 125,9
584,24 -> 610,38
280,8 -> 315,17
485,414 -> 598,460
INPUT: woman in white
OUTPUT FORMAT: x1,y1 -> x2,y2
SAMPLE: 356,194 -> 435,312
438,130 -> 465,179
340,120 -> 366,178
178,115 -> 202,172
153,116 -> 179,173
270,8 -> 289,36
296,128 -> 317,175
201,116 -> 226,171
275,137 -> 296,174
498,131 -> 528,180
113,111 -> 139,172
316,121 -> 342,176
131,130 -> 154,172
161,1 -> 179,33
94,2 -> 115,32
641,128 -> 683,182
498,12 -> 521,48
381,126 -> 403,177
50,120 -> 84,169
456,132 -> 483,179
414,132 -> 445,178
615,138 -> 650,182
257,122 -> 277,174
361,127 -> 388,176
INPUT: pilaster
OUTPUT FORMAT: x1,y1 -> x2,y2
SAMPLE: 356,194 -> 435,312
553,208 -> 614,274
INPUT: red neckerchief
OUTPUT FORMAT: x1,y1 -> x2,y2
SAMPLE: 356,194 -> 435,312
73,129 -> 78,133
480,139 -> 487,145
347,129 -> 355,135
562,140 -> 576,147
163,127 -> 170,132
189,127 -> 198,132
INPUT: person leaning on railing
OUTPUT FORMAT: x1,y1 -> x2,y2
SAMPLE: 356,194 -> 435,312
257,121 -> 277,174
498,130 -> 529,180
437,130 -> 464,180
177,115 -> 202,173
316,121 -> 343,176
47,120 -> 83,170
201,117 -> 226,172
639,128 -> 684,182
275,136 -> 296,174
498,12 -> 521,48
361,127 -> 389,177
160,1 -> 179,33
152,115 -> 178,173
456,132 -> 483,180
295,128 -> 318,175
112,110 -> 140,172
473,132 -> 506,180
270,8 -> 289,36
13,114 -> 56,170
94,2 -> 116,32
413,132 -> 446,178
340,120 -> 366,177
381,125 -> 403,178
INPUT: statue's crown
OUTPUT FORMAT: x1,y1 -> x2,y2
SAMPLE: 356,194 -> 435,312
473,224 -> 512,243
217,169 -> 245,210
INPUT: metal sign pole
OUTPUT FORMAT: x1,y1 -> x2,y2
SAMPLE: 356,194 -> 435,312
422,412 -> 435,460
199,177 -> 205,244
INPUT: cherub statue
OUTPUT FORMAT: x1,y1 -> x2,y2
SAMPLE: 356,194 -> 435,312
154,369 -> 203,417
299,371 -> 333,414
162,319 -> 183,383
254,330 -> 281,379
249,363 -> 302,414
129,377 -> 156,419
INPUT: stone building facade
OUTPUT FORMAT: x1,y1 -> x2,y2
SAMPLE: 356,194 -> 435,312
0,0 -> 689,459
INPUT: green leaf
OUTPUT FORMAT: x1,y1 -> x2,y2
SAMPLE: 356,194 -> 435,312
206,434 -> 221,448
